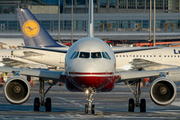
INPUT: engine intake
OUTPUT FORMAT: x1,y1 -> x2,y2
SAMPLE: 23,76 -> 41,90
150,77 -> 176,106
4,76 -> 31,104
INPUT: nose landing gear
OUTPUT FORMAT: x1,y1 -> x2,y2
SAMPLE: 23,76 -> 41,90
84,88 -> 95,114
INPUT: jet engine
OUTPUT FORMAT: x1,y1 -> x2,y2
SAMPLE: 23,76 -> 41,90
150,77 -> 176,106
4,76 -> 31,104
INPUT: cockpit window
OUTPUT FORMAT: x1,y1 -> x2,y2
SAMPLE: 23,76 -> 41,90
105,52 -> 111,59
73,52 -> 79,59
91,52 -> 101,58
79,52 -> 90,58
70,52 -> 76,59
102,52 -> 108,59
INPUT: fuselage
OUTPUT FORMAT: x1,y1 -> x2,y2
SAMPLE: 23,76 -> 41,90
0,49 -> 47,68
12,47 -> 68,68
114,47 -> 180,71
0,38 -> 24,49
64,37 -> 118,91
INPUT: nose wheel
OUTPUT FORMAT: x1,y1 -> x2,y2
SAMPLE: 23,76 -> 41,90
85,89 -> 95,114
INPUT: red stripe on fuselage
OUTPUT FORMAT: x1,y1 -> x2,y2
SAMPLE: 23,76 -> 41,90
68,72 -> 114,75
67,72 -> 114,90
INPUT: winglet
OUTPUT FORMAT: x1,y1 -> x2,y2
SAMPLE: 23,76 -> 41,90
88,0 -> 94,38
16,8 -> 64,47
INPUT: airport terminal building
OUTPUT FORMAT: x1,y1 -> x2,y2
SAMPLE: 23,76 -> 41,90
1,0 -> 180,41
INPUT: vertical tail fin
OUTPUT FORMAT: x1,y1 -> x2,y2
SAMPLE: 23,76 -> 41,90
88,0 -> 94,38
16,8 -> 63,47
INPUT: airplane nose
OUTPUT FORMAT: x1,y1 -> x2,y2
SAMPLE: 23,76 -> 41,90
66,59 -> 115,90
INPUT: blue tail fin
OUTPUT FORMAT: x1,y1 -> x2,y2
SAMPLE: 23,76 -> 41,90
16,8 -> 63,47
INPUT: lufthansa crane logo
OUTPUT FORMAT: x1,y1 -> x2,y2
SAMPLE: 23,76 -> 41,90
23,20 -> 40,37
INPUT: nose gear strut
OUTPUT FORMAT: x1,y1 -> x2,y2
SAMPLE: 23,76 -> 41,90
85,88 -> 96,114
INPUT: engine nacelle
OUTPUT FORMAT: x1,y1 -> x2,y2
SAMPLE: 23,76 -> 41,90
4,76 -> 31,105
150,77 -> 176,106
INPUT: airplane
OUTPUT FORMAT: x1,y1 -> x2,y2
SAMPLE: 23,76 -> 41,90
0,0 -> 178,114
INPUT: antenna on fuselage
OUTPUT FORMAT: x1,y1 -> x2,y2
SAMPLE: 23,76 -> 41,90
88,0 -> 94,38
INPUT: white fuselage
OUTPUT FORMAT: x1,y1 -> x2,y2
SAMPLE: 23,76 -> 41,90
12,47 -> 68,68
0,49 -> 47,68
0,38 -> 25,49
114,47 -> 180,71
64,37 -> 116,91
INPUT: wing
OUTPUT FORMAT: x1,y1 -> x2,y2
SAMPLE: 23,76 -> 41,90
2,58 -> 47,68
116,68 -> 180,83
3,58 -> 28,67
18,46 -> 68,53
23,51 -> 45,57
113,46 -> 162,54
0,66 -> 65,81
129,58 -> 177,70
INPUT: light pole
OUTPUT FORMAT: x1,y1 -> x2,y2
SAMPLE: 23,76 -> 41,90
153,0 -> 156,46
150,0 -> 152,42
71,0 -> 73,45
58,0 -> 60,43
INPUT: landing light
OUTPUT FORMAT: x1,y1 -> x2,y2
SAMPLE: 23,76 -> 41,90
0,63 -> 4,67
123,65 -> 131,71
85,89 -> 89,95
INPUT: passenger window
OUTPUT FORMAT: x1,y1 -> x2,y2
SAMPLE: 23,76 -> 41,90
70,52 -> 76,59
119,55 -> 121,57
91,52 -> 101,58
140,55 -> 142,57
136,55 -> 138,57
102,52 -> 108,59
133,55 -> 135,57
123,55 -> 125,57
164,55 -> 166,57
105,52 -> 111,59
79,52 -> 90,58
116,55 -> 118,57
143,55 -> 145,57
150,55 -> 152,57
174,55 -> 176,57
73,52 -> 79,59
